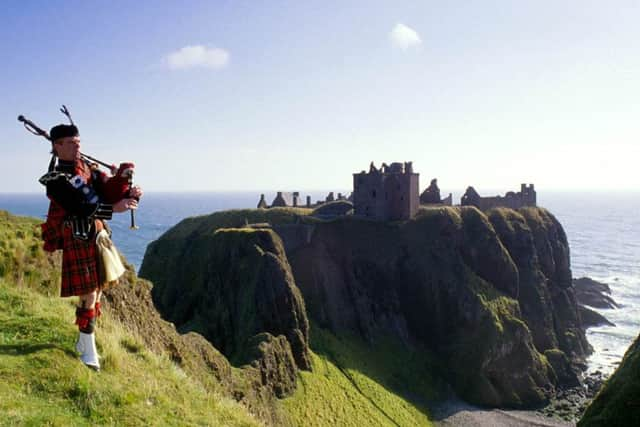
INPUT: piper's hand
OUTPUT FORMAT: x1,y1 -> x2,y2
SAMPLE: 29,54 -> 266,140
114,198 -> 138,213
129,185 -> 143,200
116,162 -> 135,178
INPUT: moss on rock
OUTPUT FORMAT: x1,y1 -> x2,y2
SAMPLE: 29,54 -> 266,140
244,333 -> 298,398
579,333 -> 640,426
544,348 -> 579,387
460,207 -> 519,299
142,227 -> 311,373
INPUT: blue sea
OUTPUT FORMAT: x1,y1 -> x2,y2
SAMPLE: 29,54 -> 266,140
1,191 -> 638,376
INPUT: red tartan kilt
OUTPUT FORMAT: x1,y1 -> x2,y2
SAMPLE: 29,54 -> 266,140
60,225 -> 100,297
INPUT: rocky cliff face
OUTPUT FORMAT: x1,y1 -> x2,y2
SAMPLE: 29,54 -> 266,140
140,206 -> 590,409
488,208 -> 591,360
286,206 -> 589,406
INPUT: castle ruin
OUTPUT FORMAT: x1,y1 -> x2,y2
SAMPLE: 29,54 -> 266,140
257,191 -> 349,209
461,184 -> 536,210
352,161 -> 419,221
256,162 -> 536,220
420,178 -> 453,206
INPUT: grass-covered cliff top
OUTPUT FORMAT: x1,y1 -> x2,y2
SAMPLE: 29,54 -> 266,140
154,204 -> 557,240
160,207 -> 317,240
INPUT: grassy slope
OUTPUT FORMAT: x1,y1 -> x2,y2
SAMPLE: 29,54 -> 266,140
0,211 -> 258,426
0,280 -> 259,426
281,326 -> 439,427
0,210 -> 60,295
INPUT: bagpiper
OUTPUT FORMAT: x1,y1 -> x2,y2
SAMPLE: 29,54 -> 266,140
39,122 -> 142,371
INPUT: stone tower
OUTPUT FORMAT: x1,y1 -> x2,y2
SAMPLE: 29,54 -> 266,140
352,161 -> 419,221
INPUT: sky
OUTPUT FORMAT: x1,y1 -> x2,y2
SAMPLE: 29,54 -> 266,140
2,1 -> 639,194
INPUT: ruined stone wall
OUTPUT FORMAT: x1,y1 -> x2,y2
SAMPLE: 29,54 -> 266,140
462,184 -> 536,211
408,173 -> 420,216
477,194 -> 534,210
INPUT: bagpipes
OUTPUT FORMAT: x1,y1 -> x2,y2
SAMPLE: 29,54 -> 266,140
18,105 -> 139,229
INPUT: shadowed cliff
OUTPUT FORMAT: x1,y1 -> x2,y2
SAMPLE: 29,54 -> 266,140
287,206 -> 587,406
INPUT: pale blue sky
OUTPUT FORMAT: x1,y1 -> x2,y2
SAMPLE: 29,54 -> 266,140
2,1 -> 639,194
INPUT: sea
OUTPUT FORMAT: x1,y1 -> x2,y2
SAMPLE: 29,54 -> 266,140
1,190 -> 638,376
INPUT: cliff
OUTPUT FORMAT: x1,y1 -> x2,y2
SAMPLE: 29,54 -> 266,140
287,206 -> 588,406
141,205 -> 590,409
488,208 -> 591,360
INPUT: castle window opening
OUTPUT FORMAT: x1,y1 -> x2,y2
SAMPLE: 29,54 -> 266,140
372,190 -> 376,198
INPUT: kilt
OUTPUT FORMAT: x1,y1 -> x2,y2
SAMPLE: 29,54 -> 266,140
42,201 -> 101,297
59,224 -> 101,297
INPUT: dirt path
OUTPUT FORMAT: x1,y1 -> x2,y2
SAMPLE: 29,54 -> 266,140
432,400 -> 575,427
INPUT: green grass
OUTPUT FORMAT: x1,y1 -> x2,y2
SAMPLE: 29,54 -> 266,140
159,207 -> 318,241
0,210 -> 60,295
0,279 -> 259,427
281,326 -> 439,426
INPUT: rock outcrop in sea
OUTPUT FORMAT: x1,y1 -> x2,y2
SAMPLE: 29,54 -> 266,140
140,205 -> 592,409
572,277 -> 618,328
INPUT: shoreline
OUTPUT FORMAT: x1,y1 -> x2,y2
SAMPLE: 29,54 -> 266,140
432,369 -> 607,427
432,399 -> 575,427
